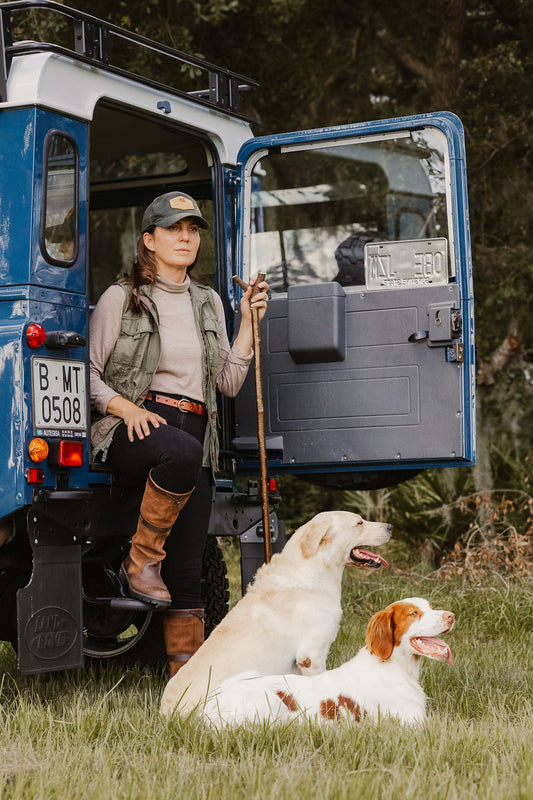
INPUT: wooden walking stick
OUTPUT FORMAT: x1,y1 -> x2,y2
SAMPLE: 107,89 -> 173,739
232,272 -> 271,563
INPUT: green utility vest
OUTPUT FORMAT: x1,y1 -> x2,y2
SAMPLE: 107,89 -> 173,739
91,278 -> 221,475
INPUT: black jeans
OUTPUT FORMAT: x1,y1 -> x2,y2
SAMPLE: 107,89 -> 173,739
107,395 -> 212,609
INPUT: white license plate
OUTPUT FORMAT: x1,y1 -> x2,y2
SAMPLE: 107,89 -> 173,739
31,357 -> 87,436
365,238 -> 449,290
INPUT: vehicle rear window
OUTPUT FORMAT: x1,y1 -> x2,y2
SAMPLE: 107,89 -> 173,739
245,127 -> 452,293
41,131 -> 79,266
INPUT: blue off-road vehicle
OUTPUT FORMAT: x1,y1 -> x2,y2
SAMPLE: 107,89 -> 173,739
0,1 -> 475,674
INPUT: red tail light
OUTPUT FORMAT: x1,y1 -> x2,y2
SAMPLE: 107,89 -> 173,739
58,440 -> 84,467
26,323 -> 47,348
26,467 -> 44,484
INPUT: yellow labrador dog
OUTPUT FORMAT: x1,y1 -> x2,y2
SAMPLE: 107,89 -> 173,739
160,511 -> 391,716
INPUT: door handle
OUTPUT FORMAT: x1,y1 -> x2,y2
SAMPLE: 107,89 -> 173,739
45,331 -> 86,349
409,306 -> 462,346
408,330 -> 429,342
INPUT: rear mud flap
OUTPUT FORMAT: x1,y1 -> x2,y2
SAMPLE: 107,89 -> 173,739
17,544 -> 83,674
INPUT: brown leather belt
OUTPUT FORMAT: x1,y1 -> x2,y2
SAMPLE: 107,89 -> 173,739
145,391 -> 205,416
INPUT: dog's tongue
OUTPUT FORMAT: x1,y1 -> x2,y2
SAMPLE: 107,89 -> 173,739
410,636 -> 452,664
350,548 -> 389,569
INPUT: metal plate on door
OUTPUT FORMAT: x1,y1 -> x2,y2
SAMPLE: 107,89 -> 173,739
364,238 -> 449,290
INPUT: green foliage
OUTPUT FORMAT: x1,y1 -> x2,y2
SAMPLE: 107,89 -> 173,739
276,475 -> 343,535
342,468 -> 477,553
339,451 -> 533,576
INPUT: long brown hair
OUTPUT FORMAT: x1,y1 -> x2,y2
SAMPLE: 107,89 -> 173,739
128,225 -> 200,311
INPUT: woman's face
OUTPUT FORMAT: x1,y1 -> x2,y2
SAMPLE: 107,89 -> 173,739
143,218 -> 201,278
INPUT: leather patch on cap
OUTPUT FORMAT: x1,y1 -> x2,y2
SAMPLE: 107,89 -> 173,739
170,196 -> 195,210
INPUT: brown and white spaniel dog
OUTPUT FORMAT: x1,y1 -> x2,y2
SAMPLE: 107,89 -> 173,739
202,597 -> 455,727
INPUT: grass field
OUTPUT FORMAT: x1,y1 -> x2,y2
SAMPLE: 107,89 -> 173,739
0,553 -> 532,800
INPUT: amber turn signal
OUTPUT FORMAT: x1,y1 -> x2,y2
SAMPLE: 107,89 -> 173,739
29,437 -> 49,462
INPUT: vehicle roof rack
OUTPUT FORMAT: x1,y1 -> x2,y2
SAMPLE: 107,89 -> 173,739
0,0 -> 258,118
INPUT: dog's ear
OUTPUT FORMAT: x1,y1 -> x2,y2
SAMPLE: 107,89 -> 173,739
366,607 -> 395,661
299,518 -> 335,559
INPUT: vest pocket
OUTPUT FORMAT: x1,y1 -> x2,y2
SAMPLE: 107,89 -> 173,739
112,317 -> 155,369
120,316 -> 155,336
202,316 -> 222,336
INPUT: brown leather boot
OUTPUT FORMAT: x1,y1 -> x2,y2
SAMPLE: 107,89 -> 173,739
120,471 -> 194,607
163,608 -> 205,676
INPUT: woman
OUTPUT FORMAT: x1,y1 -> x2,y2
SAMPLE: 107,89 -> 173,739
90,190 -> 268,675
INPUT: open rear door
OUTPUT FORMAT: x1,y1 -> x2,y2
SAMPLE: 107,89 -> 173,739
231,112 -> 475,484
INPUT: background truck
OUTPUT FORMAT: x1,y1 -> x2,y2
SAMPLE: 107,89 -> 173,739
0,0 -> 475,674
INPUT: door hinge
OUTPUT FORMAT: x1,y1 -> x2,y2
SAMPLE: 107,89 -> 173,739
225,169 -> 241,187
446,342 -> 464,363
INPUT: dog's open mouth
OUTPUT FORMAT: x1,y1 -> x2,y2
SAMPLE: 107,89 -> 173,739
350,548 -> 389,569
410,636 -> 452,664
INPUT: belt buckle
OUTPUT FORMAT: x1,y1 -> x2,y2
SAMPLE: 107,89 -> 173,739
177,398 -> 189,413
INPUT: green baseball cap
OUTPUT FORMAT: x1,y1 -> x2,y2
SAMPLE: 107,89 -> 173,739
142,191 -> 209,232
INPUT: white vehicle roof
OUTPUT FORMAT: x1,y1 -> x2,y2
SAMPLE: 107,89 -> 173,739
3,51 -> 254,165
